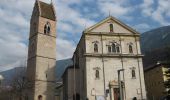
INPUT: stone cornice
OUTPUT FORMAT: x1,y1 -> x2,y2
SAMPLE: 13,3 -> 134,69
84,32 -> 140,37
84,53 -> 144,58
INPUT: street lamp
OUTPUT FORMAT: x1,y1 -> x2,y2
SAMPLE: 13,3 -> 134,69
117,69 -> 124,100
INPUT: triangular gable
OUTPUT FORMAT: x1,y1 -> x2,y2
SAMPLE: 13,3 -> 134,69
84,16 -> 139,34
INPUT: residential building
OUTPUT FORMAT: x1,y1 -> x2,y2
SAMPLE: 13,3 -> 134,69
144,62 -> 170,100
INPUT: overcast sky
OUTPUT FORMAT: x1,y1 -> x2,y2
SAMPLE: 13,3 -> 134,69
0,0 -> 170,71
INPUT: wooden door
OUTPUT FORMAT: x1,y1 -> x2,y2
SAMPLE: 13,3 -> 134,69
113,88 -> 120,100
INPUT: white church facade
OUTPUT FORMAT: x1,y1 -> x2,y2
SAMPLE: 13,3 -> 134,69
63,16 -> 147,100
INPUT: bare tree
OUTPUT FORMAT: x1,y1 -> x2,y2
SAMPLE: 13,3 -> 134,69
0,67 -> 33,100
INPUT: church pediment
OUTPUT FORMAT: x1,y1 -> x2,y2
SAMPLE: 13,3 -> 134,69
84,16 -> 139,34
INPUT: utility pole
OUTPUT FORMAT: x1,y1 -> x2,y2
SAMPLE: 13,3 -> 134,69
117,69 -> 124,100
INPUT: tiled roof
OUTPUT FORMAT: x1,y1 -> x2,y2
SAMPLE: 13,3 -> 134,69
39,1 -> 55,20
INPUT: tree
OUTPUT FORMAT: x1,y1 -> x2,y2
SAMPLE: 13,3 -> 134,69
0,67 -> 33,100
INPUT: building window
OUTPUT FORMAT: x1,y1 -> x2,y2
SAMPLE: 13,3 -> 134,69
112,43 -> 116,52
108,46 -> 112,53
94,43 -> 98,53
38,95 -> 42,100
132,69 -> 136,78
108,42 -> 120,53
129,45 -> 133,53
110,24 -> 113,32
116,45 -> 120,53
44,22 -> 51,35
95,70 -> 100,79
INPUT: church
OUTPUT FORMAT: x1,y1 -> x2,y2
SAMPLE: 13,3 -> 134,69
62,17 -> 147,100
26,0 -> 147,100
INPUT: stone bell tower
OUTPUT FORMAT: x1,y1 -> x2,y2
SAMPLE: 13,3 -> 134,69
26,0 -> 56,100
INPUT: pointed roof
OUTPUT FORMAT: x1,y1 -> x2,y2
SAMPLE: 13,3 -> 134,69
84,16 -> 139,34
38,1 -> 56,20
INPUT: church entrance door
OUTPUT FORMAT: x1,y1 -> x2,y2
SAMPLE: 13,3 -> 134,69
113,88 -> 120,100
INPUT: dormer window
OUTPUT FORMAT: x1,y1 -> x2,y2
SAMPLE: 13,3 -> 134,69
44,22 -> 51,35
110,24 -> 113,32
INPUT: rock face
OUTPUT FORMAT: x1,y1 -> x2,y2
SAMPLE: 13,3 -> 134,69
141,26 -> 170,68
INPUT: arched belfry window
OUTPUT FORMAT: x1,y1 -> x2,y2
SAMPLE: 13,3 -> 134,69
94,43 -> 98,53
44,22 -> 51,35
129,45 -> 133,53
110,24 -> 113,32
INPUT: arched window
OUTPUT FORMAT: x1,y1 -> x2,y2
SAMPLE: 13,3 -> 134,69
44,22 -> 51,34
110,24 -> 113,32
132,69 -> 136,78
116,46 -> 120,53
94,43 -> 98,53
38,95 -> 42,100
95,70 -> 100,79
129,45 -> 133,53
108,46 -> 111,53
112,43 -> 116,53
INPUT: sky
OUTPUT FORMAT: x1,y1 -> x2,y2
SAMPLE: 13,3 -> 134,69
0,0 -> 170,72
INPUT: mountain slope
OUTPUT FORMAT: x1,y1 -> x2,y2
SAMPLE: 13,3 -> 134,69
141,26 -> 170,68
0,58 -> 72,83
56,58 -> 73,80
141,26 -> 170,53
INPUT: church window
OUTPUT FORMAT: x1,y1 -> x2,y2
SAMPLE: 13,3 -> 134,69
131,69 -> 136,78
110,24 -> 113,32
129,45 -> 133,53
112,43 -> 116,53
94,43 -> 98,53
38,95 -> 42,100
108,46 -> 112,53
108,42 -> 121,53
116,45 -> 120,53
95,70 -> 100,79
44,22 -> 51,35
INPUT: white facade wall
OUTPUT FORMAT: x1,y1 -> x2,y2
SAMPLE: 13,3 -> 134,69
72,17 -> 146,100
